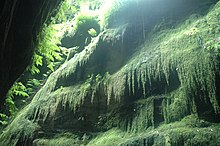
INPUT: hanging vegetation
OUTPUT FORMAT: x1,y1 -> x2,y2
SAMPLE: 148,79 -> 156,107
0,0 -> 220,145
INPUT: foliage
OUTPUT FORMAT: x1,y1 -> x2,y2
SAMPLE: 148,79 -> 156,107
28,0 -> 79,75
28,24 -> 63,74
51,1 -> 77,23
62,13 -> 100,47
2,0 -> 76,126
68,0 -> 125,30
26,79 -> 42,95
6,82 -> 29,98
0,113 -> 8,126
0,82 -> 29,126
27,0 -> 104,75
88,28 -> 97,37
5,82 -> 29,115
75,0 -> 102,10
1,0 -> 220,145
74,14 -> 100,34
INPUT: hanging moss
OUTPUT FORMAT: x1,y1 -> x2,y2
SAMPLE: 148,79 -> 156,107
103,4 -> 220,119
88,115 -> 220,146
1,1 -> 220,145
0,113 -> 40,146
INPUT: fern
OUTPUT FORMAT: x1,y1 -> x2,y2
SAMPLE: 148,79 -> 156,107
26,78 -> 42,95
0,113 -> 8,125
0,81 -> 29,126
0,81 -> 29,125
28,1 -> 72,74
34,53 -> 43,66
7,82 -> 29,98
28,24 -> 63,74
1,0 -> 77,126
27,0 -> 88,75
27,79 -> 41,88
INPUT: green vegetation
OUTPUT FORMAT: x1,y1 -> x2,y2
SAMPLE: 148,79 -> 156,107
28,25 -> 62,74
72,13 -> 100,47
75,14 -> 100,33
0,114 -> 40,146
5,82 -> 29,114
26,79 -> 41,95
1,0 -> 220,145
98,0 -> 123,29
0,0 -> 80,126
0,82 -> 29,126
33,133 -> 81,146
88,115 -> 220,146
29,0 -> 78,74
0,113 -> 8,126
0,0 -> 70,127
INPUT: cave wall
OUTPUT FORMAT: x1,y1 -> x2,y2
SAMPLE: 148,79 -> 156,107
0,0 -> 220,145
0,0 -> 63,110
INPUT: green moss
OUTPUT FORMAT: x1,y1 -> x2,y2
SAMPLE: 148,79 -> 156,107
26,1 -> 220,132
33,133 -> 81,146
1,1 -> 220,145
124,97 -> 160,132
74,14 -> 100,33
0,113 -> 40,146
62,13 -> 100,48
88,115 -> 220,146
87,128 -> 128,146
104,0 -> 220,119
90,1 -> 220,134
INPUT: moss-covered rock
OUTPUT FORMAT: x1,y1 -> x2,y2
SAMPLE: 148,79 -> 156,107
61,14 -> 100,48
88,115 -> 220,146
1,0 -> 220,145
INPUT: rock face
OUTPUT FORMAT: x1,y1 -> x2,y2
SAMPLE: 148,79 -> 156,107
0,0 -> 62,109
1,0 -> 220,146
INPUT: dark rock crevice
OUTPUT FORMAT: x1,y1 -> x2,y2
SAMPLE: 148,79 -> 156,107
0,0 -> 63,110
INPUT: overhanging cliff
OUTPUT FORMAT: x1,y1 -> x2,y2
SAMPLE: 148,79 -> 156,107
0,0 -> 220,145
0,0 -> 63,109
